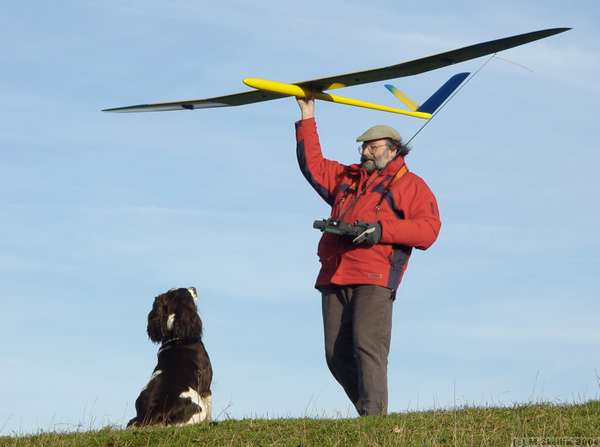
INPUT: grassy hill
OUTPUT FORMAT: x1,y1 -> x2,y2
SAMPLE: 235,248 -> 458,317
2,401 -> 599,446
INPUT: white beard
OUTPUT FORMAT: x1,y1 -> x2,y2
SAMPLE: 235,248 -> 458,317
361,157 -> 390,173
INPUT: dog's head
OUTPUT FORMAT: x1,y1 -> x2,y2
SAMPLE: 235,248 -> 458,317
147,287 -> 202,343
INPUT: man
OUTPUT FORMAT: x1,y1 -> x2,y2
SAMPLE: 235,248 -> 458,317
295,97 -> 441,416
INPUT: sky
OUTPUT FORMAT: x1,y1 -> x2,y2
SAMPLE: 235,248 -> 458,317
1,0 -> 599,436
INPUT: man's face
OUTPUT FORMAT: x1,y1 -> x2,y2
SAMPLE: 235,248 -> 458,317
360,139 -> 397,173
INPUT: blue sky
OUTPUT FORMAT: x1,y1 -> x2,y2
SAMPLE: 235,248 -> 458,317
1,0 -> 599,435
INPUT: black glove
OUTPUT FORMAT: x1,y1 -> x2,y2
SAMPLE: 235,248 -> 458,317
352,222 -> 382,245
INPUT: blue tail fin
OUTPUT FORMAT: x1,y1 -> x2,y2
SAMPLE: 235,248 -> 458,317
417,72 -> 470,114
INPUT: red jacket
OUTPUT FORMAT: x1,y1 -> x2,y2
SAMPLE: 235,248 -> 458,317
296,118 -> 441,291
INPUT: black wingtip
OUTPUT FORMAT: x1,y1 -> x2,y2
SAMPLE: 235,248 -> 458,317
101,106 -> 128,113
546,27 -> 572,34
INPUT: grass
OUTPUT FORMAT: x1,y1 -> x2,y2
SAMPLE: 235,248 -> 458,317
2,401 -> 599,446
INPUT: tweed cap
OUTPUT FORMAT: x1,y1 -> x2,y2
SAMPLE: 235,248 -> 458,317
356,125 -> 401,143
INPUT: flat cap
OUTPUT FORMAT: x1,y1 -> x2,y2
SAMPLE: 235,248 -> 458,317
356,125 -> 401,143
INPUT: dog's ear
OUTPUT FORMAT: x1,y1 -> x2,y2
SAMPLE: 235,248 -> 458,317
147,295 -> 164,343
172,291 -> 203,340
173,309 -> 202,340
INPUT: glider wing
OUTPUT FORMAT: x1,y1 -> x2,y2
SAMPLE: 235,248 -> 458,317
103,27 -> 570,113
102,90 -> 288,113
294,28 -> 569,91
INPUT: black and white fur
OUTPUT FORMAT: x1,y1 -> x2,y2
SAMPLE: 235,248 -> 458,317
127,287 -> 213,427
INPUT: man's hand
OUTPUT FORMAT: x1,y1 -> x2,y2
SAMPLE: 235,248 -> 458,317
297,96 -> 315,120
352,223 -> 382,245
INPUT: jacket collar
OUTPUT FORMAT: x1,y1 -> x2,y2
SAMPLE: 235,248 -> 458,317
381,155 -> 406,176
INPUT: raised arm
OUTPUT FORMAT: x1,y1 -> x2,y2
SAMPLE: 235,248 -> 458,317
295,98 -> 345,205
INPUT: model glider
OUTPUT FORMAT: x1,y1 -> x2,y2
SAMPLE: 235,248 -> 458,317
103,27 -> 569,118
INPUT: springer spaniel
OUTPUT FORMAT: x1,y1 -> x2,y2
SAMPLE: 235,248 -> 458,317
127,287 -> 213,427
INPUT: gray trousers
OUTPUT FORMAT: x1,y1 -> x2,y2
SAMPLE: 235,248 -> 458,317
321,285 -> 393,416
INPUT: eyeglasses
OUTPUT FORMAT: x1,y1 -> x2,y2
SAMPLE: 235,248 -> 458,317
357,142 -> 388,155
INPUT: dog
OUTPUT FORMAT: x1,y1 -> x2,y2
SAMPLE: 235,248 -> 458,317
127,287 -> 213,427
